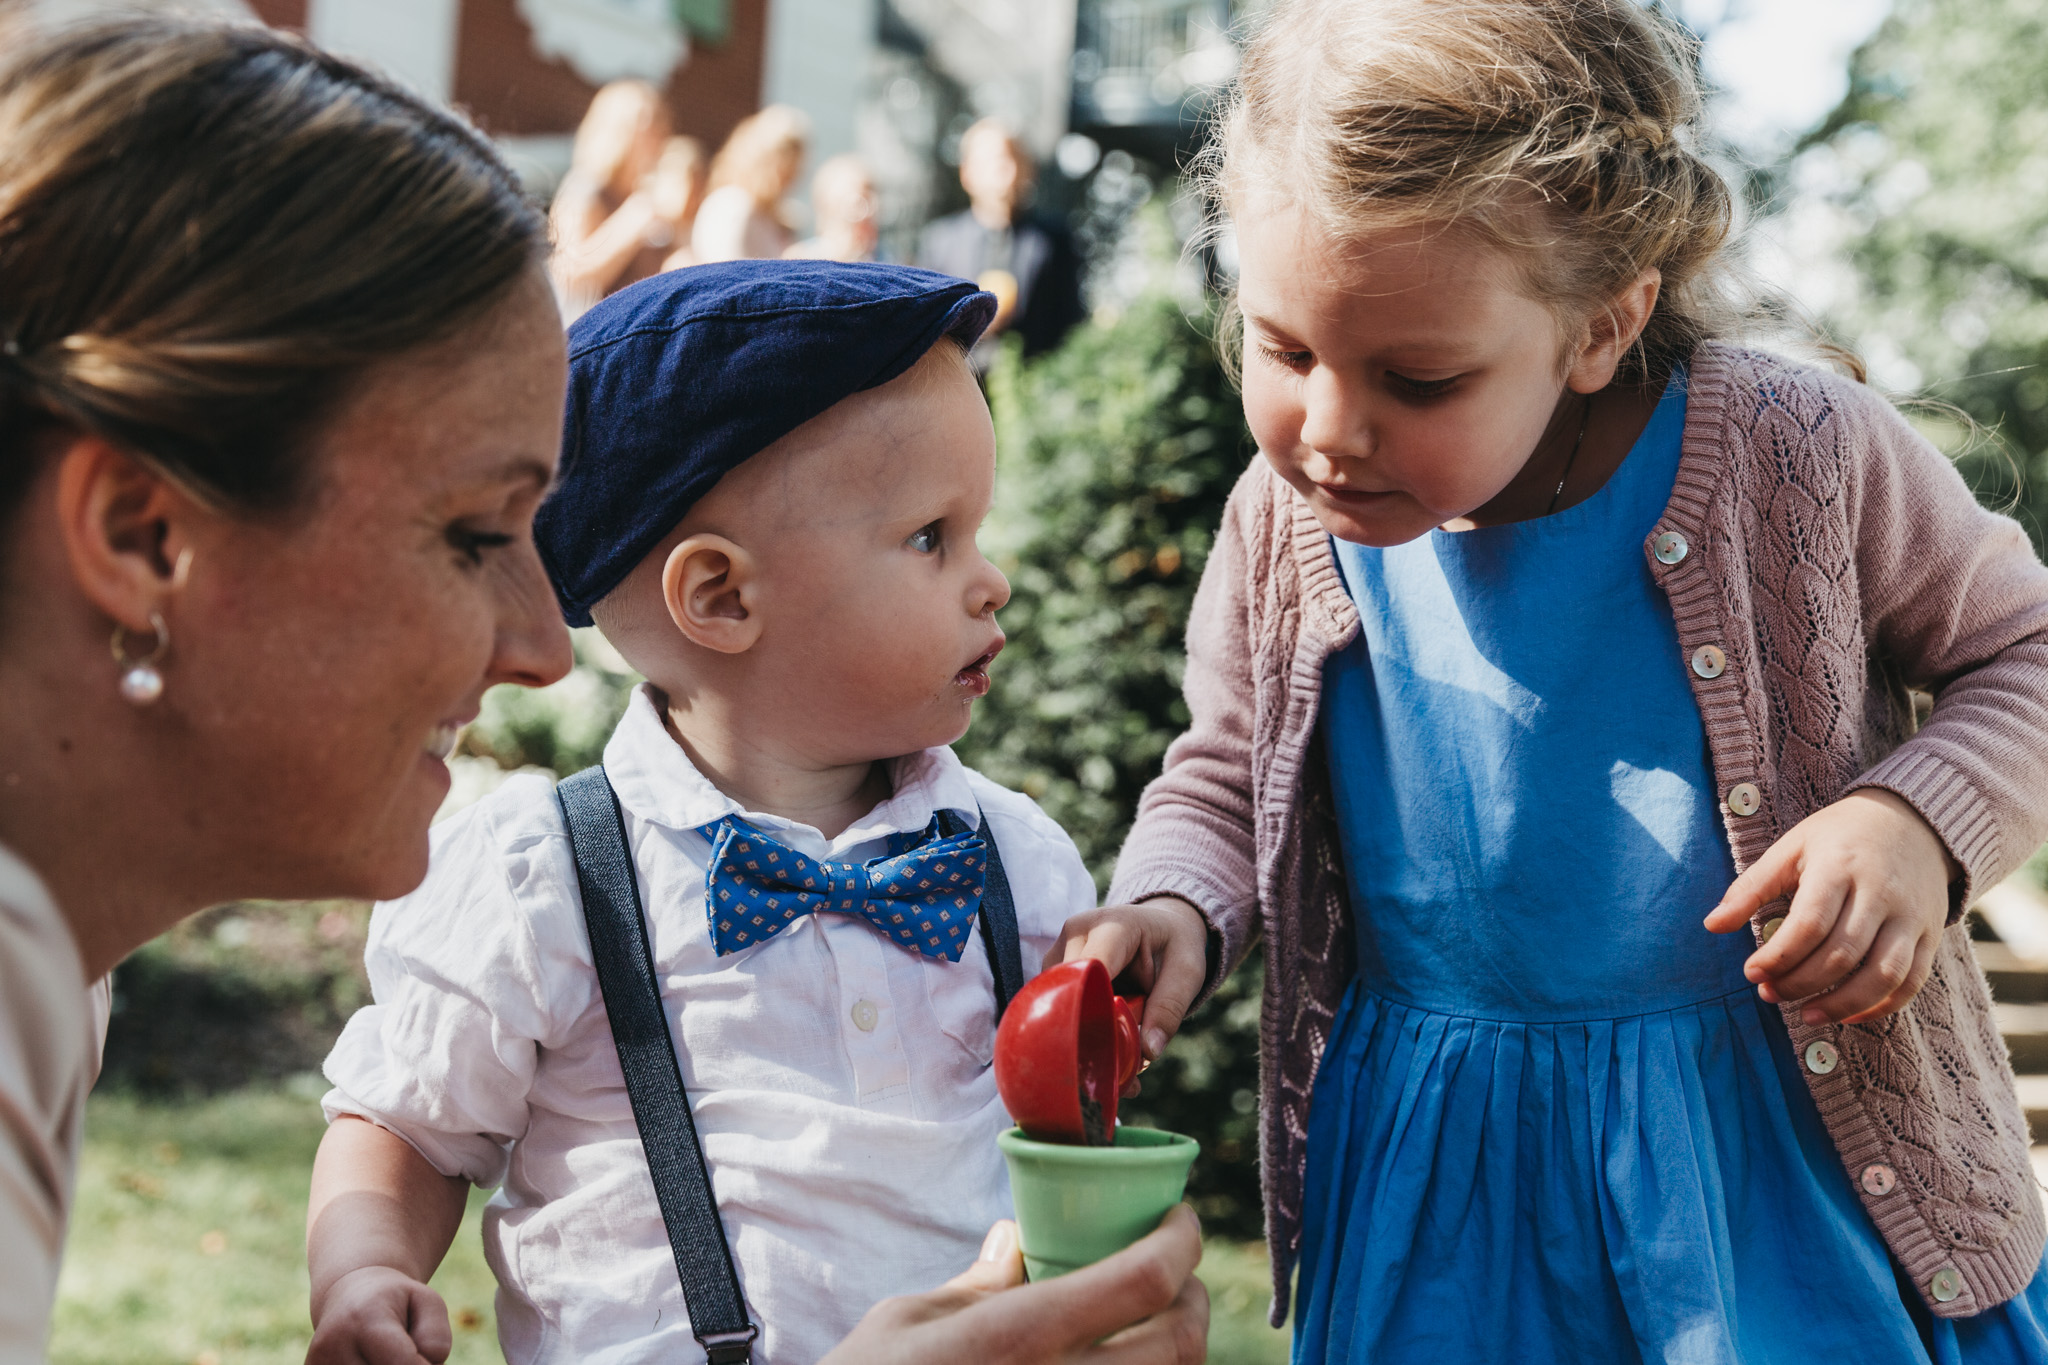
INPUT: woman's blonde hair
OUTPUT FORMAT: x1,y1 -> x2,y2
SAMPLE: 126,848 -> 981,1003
0,15 -> 548,520
1206,0 -> 1760,383
568,80 -> 671,200
707,104 -> 810,209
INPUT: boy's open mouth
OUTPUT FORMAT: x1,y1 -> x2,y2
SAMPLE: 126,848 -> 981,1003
955,642 -> 1003,695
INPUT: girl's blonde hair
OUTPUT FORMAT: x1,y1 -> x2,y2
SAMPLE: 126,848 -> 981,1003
707,104 -> 810,210
1208,0 -> 1762,383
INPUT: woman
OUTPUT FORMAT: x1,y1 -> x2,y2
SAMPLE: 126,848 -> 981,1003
690,104 -> 809,263
0,17 -> 1206,1363
548,82 -> 698,318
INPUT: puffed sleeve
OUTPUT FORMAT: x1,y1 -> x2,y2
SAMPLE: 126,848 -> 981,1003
321,775 -> 578,1189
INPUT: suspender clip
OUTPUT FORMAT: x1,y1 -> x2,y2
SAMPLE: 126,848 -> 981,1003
700,1326 -> 759,1364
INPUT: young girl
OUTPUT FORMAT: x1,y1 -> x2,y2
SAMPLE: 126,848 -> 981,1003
1059,1 -> 2048,1360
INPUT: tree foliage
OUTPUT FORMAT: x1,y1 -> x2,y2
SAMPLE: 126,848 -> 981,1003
1807,0 -> 2048,538
958,269 -> 1267,1237
960,291 -> 1249,883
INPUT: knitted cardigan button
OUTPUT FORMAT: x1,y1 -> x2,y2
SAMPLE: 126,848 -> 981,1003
1653,530 -> 1689,564
1804,1040 -> 1839,1075
1930,1267 -> 1963,1303
1759,915 -> 1786,944
1725,782 -> 1761,817
1691,644 -> 1726,679
1860,1164 -> 1897,1196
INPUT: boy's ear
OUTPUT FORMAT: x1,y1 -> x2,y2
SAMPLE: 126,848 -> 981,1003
661,534 -> 763,654
1568,267 -> 1662,393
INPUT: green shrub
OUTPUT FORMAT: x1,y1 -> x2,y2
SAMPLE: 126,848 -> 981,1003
959,273 -> 1267,1240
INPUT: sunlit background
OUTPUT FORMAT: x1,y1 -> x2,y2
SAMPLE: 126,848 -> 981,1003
20,0 -> 2048,1361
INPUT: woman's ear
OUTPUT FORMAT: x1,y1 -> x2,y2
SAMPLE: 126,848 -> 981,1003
661,533 -> 764,654
1567,268 -> 1663,393
53,434 -> 201,633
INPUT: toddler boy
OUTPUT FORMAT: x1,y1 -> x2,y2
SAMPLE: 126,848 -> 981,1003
305,263 -> 1096,1364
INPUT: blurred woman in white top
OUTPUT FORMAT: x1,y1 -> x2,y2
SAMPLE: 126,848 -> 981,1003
691,104 -> 809,263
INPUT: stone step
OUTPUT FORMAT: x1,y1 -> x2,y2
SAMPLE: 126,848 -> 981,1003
1978,940 -> 2048,1004
2019,1074 -> 2048,1145
1998,1003 -> 2048,1074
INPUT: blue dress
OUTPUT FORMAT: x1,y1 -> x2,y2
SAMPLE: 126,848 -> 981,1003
1297,371 -> 2048,1364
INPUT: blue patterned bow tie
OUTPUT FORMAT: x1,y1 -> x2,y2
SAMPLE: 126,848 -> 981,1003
701,816 -> 988,961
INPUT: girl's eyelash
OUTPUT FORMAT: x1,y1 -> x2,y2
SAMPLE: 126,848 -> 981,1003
1258,343 -> 1312,370
447,525 -> 515,565
1389,372 -> 1459,398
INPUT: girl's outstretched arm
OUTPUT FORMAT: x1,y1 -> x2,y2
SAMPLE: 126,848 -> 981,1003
1708,379 -> 2048,1023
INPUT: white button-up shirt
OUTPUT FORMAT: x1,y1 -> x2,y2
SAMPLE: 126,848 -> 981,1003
323,686 -> 1093,1365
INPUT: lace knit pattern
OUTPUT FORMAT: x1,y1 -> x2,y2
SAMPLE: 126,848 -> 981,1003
1109,344 -> 2048,1324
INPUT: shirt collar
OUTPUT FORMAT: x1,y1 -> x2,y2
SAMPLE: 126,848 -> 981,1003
600,684 -> 981,850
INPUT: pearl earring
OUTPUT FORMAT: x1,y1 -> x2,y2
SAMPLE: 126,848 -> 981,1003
111,611 -> 169,706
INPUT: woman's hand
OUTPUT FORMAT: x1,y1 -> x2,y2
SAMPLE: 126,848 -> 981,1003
821,1205 -> 1208,1365
1704,788 -> 1960,1025
1050,898 -> 1211,1073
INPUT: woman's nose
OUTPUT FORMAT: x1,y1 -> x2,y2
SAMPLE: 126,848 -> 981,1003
489,547 -> 575,690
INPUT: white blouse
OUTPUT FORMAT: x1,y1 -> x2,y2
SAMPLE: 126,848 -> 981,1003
0,843 -> 102,1365
323,686 -> 1094,1365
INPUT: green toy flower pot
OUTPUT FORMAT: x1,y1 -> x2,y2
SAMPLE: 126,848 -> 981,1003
997,1126 -> 1199,1280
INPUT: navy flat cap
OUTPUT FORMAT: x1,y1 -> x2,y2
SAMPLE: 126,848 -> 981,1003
537,260 -> 998,626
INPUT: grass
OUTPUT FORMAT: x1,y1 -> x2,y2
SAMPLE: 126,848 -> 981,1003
52,1087 -> 1291,1365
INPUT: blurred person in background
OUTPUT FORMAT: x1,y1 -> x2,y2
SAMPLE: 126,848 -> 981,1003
786,153 -> 881,263
549,82 -> 699,318
692,104 -> 808,264
0,16 -> 1210,1364
917,119 -> 1085,363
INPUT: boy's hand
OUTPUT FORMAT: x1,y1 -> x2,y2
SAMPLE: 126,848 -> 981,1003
1051,897 -> 1210,1070
1705,788 -> 1960,1025
306,1265 -> 452,1365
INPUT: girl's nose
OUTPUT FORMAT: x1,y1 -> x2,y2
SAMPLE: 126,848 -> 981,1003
1299,365 -> 1373,464
489,547 -> 575,690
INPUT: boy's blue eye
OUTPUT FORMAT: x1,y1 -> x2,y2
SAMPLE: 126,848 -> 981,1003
908,522 -> 943,554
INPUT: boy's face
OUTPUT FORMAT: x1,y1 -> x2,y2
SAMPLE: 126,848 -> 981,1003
676,345 -> 1010,763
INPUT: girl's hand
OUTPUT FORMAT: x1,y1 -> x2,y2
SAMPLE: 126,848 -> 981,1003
1051,898 -> 1211,1071
1704,789 -> 1960,1025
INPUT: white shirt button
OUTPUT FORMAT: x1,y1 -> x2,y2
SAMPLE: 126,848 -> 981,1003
1861,1164 -> 1897,1196
1726,782 -> 1761,817
851,999 -> 879,1032
1691,644 -> 1726,679
1930,1267 -> 1963,1303
1804,1039 -> 1839,1075
1653,530 -> 1689,564
1759,915 -> 1786,944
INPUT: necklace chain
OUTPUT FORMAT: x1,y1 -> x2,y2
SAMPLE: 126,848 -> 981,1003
1546,393 -> 1593,516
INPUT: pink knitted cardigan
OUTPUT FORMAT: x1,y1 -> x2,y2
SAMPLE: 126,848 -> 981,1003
1109,344 -> 2048,1324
